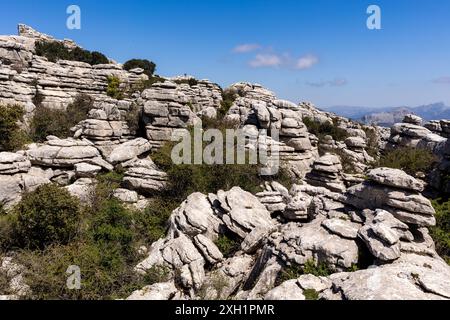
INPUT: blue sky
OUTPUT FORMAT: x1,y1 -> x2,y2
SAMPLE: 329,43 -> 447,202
1,0 -> 450,108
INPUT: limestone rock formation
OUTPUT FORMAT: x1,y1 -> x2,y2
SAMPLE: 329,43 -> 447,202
346,168 -> 436,227
305,154 -> 346,192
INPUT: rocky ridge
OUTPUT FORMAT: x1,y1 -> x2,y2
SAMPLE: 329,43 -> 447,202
0,25 -> 449,300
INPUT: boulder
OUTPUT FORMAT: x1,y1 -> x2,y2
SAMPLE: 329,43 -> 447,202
367,167 -> 424,192
127,281 -> 179,300
0,152 -> 31,174
106,138 -> 152,164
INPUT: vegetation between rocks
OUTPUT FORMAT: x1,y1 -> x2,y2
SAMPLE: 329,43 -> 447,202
0,172 -> 176,299
376,147 -> 437,176
218,89 -> 237,119
35,40 -> 109,65
276,259 -> 333,286
30,94 -> 93,142
303,117 -> 349,143
0,104 -> 29,151
431,199 -> 450,264
106,76 -> 124,100
123,59 -> 156,77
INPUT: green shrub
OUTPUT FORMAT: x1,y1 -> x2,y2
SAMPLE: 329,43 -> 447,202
143,265 -> 171,285
174,78 -> 199,86
89,171 -> 125,212
303,259 -> 333,276
277,259 -> 333,285
124,103 -> 141,134
35,41 -> 109,65
134,197 -> 179,244
376,147 -> 437,176
106,76 -> 124,100
132,76 -> 166,92
363,126 -> 379,158
16,241 -> 147,300
303,117 -> 349,142
0,104 -> 29,151
431,199 -> 450,264
218,89 -> 237,119
214,234 -> 240,257
13,184 -> 82,250
30,107 -> 70,142
90,199 -> 134,249
67,93 -> 94,122
123,59 -> 156,77
152,120 -> 292,203
277,264 -> 303,284
30,94 -> 93,142
0,212 -> 18,251
303,289 -> 319,300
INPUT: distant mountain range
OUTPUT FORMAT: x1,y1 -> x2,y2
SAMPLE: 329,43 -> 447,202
320,102 -> 450,126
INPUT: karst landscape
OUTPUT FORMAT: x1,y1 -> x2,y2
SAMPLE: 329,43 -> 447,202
0,25 -> 449,301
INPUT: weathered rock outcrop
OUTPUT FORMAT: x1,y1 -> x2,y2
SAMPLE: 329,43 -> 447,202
139,80 -> 222,148
0,25 -> 146,112
306,154 -> 346,192
346,168 -> 436,227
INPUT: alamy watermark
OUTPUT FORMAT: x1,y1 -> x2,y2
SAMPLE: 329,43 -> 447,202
66,5 -> 81,30
367,5 -> 381,30
66,265 -> 81,290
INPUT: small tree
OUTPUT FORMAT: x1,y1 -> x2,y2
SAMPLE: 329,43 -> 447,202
106,76 -> 124,100
0,104 -> 29,151
123,59 -> 156,77
14,184 -> 81,249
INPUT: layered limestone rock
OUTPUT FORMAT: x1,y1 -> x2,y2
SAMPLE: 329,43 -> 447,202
134,187 -> 277,299
0,171 -> 50,208
387,115 -> 446,152
106,138 -> 152,164
223,84 -> 319,178
0,152 -> 31,174
305,154 -> 346,193
268,217 -> 359,271
26,136 -> 113,170
136,78 -> 223,149
71,99 -> 137,157
122,158 -> 167,194
325,253 -> 450,300
0,25 -> 146,112
346,168 -> 436,227
358,209 -> 410,262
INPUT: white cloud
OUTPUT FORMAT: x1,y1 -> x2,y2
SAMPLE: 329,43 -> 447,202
249,54 -> 282,68
306,78 -> 348,87
296,54 -> 319,70
233,43 -> 261,53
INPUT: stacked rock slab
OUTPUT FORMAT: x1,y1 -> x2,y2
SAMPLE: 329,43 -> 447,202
224,84 -> 319,178
387,115 -> 446,151
358,209 -> 411,262
306,154 -> 346,193
122,158 -> 167,194
0,24 -> 147,111
0,151 -> 50,208
139,81 -> 200,148
168,76 -> 223,115
338,136 -> 375,173
139,79 -> 223,149
346,167 -> 436,227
